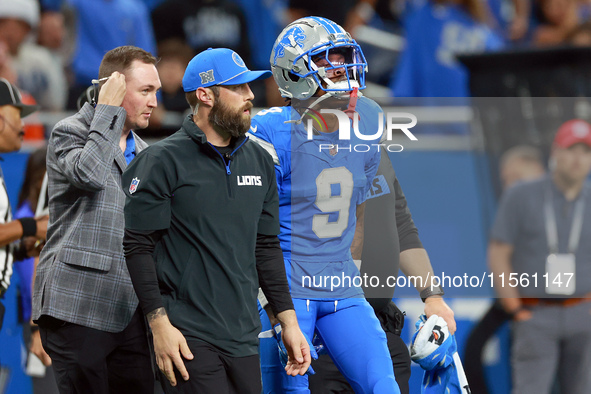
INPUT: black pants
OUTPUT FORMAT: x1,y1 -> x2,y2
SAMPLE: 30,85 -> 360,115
161,340 -> 262,394
463,300 -> 511,394
22,323 -> 60,394
39,308 -> 154,394
308,331 -> 411,394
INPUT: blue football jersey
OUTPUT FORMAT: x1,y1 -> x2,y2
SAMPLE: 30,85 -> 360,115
249,97 -> 382,298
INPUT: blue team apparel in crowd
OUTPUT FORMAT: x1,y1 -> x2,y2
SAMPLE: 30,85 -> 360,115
231,0 -> 286,70
182,47 -> 272,91
68,0 -> 157,86
411,314 -> 471,394
390,2 -> 503,97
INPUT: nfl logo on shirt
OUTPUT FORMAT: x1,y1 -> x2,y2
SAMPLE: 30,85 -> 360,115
129,177 -> 140,194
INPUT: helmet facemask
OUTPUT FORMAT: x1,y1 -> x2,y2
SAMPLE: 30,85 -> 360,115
307,45 -> 366,98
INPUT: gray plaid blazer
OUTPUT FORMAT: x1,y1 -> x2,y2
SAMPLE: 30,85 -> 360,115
32,103 -> 148,332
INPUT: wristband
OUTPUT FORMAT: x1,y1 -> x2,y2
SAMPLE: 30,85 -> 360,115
18,217 -> 37,237
420,286 -> 444,302
30,324 -> 40,334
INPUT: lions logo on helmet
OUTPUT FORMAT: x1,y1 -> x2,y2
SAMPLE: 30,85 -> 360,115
273,25 -> 306,65
270,16 -> 368,100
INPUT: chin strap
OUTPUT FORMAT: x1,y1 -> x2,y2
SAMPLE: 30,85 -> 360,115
344,87 -> 359,120
284,88 -> 360,130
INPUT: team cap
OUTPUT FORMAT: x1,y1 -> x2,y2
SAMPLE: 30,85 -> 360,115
182,48 -> 272,91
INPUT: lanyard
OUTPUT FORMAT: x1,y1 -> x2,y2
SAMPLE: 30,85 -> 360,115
544,181 -> 586,254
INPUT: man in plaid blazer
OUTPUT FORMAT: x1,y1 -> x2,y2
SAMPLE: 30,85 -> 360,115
32,46 -> 161,393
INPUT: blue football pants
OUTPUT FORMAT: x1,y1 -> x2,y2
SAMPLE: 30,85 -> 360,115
259,297 -> 400,394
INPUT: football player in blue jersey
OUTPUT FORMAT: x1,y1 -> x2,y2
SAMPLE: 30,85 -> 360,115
249,16 -> 400,393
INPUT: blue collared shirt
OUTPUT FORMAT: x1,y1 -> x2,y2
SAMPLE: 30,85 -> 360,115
124,132 -> 136,165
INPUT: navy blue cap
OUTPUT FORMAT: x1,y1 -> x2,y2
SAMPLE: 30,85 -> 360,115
182,48 -> 272,91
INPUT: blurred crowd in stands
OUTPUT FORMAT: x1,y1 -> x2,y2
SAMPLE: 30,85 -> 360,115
2,0 -> 591,139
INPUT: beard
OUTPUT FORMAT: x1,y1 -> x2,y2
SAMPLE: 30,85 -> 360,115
209,100 -> 253,139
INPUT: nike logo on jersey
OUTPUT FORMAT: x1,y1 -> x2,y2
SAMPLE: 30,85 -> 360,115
237,175 -> 262,186
250,125 -> 258,133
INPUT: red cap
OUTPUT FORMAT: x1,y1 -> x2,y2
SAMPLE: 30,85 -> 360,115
554,119 -> 591,149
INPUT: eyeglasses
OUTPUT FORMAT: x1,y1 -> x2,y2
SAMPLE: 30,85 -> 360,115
0,113 -> 22,133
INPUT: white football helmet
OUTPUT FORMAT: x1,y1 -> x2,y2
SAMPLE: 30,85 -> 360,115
270,16 -> 368,100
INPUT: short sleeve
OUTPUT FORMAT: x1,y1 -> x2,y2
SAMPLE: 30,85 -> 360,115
123,149 -> 175,231
249,109 -> 287,191
249,110 -> 281,165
